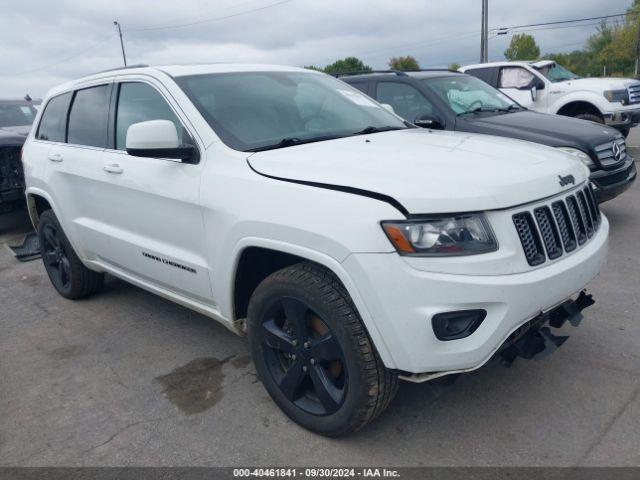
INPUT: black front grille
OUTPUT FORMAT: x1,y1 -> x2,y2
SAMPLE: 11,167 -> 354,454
576,190 -> 594,238
513,186 -> 601,266
551,201 -> 577,253
534,207 -> 562,260
513,212 -> 545,266
585,185 -> 600,225
566,195 -> 587,245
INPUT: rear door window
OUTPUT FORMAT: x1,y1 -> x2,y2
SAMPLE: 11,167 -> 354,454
67,85 -> 111,148
36,93 -> 73,142
466,67 -> 497,86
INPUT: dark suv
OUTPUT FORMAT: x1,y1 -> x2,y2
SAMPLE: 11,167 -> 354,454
1,98 -> 39,214
340,70 -> 636,203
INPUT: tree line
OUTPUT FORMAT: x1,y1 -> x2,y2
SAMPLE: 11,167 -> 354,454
305,56 -> 459,75
505,0 -> 640,77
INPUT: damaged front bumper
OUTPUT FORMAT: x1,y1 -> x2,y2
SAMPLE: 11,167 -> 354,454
399,291 -> 596,383
498,291 -> 594,366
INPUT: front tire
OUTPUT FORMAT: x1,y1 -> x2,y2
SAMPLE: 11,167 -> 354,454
247,262 -> 398,436
37,209 -> 104,299
574,113 -> 604,124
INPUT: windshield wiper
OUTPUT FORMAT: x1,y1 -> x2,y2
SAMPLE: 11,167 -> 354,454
458,105 -> 522,116
246,126 -> 406,152
495,104 -> 524,113
457,106 -> 499,116
246,134 -> 346,152
351,125 -> 405,136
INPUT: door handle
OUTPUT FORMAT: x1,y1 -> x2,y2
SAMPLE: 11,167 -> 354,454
48,153 -> 63,162
103,163 -> 123,174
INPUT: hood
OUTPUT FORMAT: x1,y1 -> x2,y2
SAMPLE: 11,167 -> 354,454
555,77 -> 639,90
457,110 -> 620,153
0,125 -> 31,136
247,129 -> 590,215
0,127 -> 27,146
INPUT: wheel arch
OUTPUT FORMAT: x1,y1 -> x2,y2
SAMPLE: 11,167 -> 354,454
227,238 -> 397,369
25,188 -> 57,229
554,98 -> 604,119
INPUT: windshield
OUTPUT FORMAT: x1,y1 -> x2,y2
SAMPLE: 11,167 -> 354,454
535,63 -> 580,83
0,103 -> 37,127
423,75 -> 521,115
176,71 -> 408,152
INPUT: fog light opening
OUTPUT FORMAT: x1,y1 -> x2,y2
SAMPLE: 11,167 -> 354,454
432,309 -> 487,341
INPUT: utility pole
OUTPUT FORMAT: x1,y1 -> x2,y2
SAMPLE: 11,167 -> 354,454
113,21 -> 127,67
480,0 -> 489,63
635,14 -> 640,77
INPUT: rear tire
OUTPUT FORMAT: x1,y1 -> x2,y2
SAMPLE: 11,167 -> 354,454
37,209 -> 104,299
247,262 -> 398,436
575,113 -> 604,124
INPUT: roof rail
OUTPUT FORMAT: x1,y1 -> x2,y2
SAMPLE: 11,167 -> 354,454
334,68 -> 461,78
409,68 -> 461,73
333,69 -> 408,78
94,64 -> 150,74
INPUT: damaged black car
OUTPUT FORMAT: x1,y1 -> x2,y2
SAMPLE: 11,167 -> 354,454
0,97 -> 39,214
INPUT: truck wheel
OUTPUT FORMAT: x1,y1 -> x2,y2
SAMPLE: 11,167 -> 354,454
37,209 -> 104,299
247,262 -> 398,436
575,113 -> 604,124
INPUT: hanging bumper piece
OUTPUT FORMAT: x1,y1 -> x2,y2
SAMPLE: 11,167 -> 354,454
499,291 -> 595,367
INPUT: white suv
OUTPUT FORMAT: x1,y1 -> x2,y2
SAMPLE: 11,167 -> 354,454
461,60 -> 640,136
23,64 -> 608,436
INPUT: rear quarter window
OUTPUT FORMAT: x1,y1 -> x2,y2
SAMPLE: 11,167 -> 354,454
36,93 -> 73,142
67,85 -> 111,148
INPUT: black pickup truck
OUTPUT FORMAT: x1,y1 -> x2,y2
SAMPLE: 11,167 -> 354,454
340,70 -> 636,203
1,98 -> 39,214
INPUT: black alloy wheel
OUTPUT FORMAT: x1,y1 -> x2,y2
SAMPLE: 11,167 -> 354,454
41,223 -> 72,293
259,296 -> 347,416
248,262 -> 398,436
37,209 -> 104,299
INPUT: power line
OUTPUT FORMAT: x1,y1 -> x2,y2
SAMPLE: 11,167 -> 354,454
492,12 -> 628,33
124,0 -> 293,32
5,35 -> 116,77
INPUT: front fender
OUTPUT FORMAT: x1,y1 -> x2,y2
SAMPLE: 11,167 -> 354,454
220,237 -> 397,369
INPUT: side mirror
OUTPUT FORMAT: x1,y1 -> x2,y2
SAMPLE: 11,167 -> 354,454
126,120 -> 196,162
535,78 -> 545,90
531,86 -> 538,101
381,103 -> 395,113
414,113 -> 444,130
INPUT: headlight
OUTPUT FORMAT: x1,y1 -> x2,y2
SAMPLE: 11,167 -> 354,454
381,214 -> 497,256
556,147 -> 594,167
603,89 -> 628,104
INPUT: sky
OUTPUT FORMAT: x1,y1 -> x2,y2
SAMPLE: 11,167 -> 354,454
0,0 -> 634,98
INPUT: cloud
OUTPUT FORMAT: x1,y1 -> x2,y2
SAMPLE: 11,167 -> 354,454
0,0 -> 633,97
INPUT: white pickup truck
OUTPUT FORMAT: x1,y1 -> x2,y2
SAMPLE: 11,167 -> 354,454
461,60 -> 640,137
